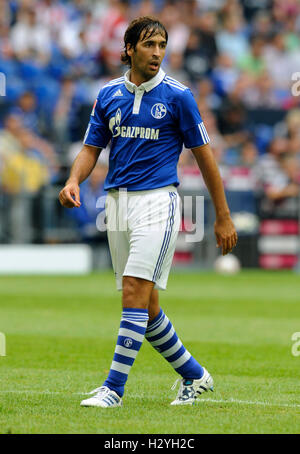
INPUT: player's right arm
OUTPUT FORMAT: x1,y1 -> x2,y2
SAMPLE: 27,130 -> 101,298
60,90 -> 111,209
59,144 -> 101,208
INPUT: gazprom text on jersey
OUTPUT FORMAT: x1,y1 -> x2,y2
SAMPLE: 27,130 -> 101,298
114,125 -> 160,140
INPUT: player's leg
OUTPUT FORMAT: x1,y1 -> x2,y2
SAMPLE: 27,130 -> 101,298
81,192 -> 133,408
148,288 -> 160,321
146,288 -> 204,380
101,276 -> 153,398
81,275 -> 154,408
122,275 -> 154,310
145,198 -> 214,405
104,192 -> 130,291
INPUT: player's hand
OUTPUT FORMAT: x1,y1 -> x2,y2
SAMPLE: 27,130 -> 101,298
214,214 -> 238,256
59,182 -> 81,208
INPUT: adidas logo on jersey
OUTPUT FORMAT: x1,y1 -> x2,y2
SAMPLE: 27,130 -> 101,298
112,89 -> 123,97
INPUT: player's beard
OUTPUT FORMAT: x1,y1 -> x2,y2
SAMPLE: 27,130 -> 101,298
132,56 -> 160,82
143,66 -> 159,80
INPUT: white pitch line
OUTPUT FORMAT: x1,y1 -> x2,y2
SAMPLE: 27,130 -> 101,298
0,390 -> 300,409
0,390 -> 85,395
195,397 -> 300,409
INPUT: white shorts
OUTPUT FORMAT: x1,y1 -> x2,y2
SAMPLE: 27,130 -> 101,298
105,185 -> 181,291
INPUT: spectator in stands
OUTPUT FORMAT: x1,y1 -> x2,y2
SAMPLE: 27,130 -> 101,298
135,0 -> 156,17
0,114 -> 23,160
239,140 -> 258,168
0,22 -> 20,100
220,139 -> 258,192
0,127 -> 50,195
211,53 -> 240,97
25,130 -> 60,181
216,13 -> 249,63
196,0 -> 226,13
0,23 -> 14,60
35,0 -> 68,40
285,109 -> 300,139
0,0 -> 14,27
254,136 -> 300,217
227,72 -> 253,105
263,32 -> 294,98
183,28 -> 212,82
52,74 -> 85,152
196,11 -> 218,68
98,0 -> 130,71
70,27 -> 102,79
161,2 -> 189,55
79,9 -> 104,55
57,7 -> 103,68
238,35 -> 266,78
289,135 -> 300,159
281,109 -> 300,163
163,52 -> 189,85
283,10 -> 300,52
255,137 -> 289,192
241,70 -> 280,109
58,22 -> 84,60
242,0 -> 273,23
9,91 -> 40,134
10,7 -> 52,64
217,97 -> 249,149
264,152 -> 300,202
251,10 -> 273,40
221,0 -> 245,18
196,78 -> 222,111
271,0 -> 299,31
0,111 -> 59,178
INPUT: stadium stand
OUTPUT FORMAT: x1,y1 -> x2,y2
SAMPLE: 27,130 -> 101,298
0,0 -> 299,270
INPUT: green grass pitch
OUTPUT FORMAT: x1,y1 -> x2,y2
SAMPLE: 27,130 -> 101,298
0,270 -> 300,434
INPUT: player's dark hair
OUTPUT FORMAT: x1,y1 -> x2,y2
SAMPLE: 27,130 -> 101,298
121,16 -> 168,67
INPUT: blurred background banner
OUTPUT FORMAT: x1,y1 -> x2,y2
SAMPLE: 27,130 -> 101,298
0,0 -> 300,273
0,244 -> 92,273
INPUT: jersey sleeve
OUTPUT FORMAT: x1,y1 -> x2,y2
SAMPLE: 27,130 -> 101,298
83,92 -> 111,148
178,89 -> 210,149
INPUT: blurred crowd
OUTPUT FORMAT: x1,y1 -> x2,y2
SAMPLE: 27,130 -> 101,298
1,0 -> 300,239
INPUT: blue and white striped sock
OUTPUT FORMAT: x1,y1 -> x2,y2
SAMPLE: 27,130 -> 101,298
103,308 -> 149,397
145,309 -> 203,379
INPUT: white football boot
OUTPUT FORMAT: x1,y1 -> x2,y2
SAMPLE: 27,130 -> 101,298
80,386 -> 122,408
170,367 -> 214,406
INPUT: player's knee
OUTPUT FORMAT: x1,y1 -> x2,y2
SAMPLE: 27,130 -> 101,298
122,277 -> 152,309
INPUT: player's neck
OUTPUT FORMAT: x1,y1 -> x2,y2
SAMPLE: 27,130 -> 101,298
129,68 -> 154,87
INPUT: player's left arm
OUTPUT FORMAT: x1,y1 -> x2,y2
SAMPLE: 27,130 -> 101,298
191,143 -> 238,255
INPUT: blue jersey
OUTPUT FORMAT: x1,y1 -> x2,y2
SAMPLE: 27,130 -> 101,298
84,68 -> 210,191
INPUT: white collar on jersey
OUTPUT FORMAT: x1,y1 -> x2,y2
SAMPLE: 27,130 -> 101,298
124,67 -> 165,93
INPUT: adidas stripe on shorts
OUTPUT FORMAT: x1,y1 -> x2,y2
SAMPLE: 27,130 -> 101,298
105,185 -> 181,291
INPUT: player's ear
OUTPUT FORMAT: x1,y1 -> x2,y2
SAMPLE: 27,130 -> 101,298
126,43 -> 134,57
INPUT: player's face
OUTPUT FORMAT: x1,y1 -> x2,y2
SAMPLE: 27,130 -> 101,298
127,31 -> 167,80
